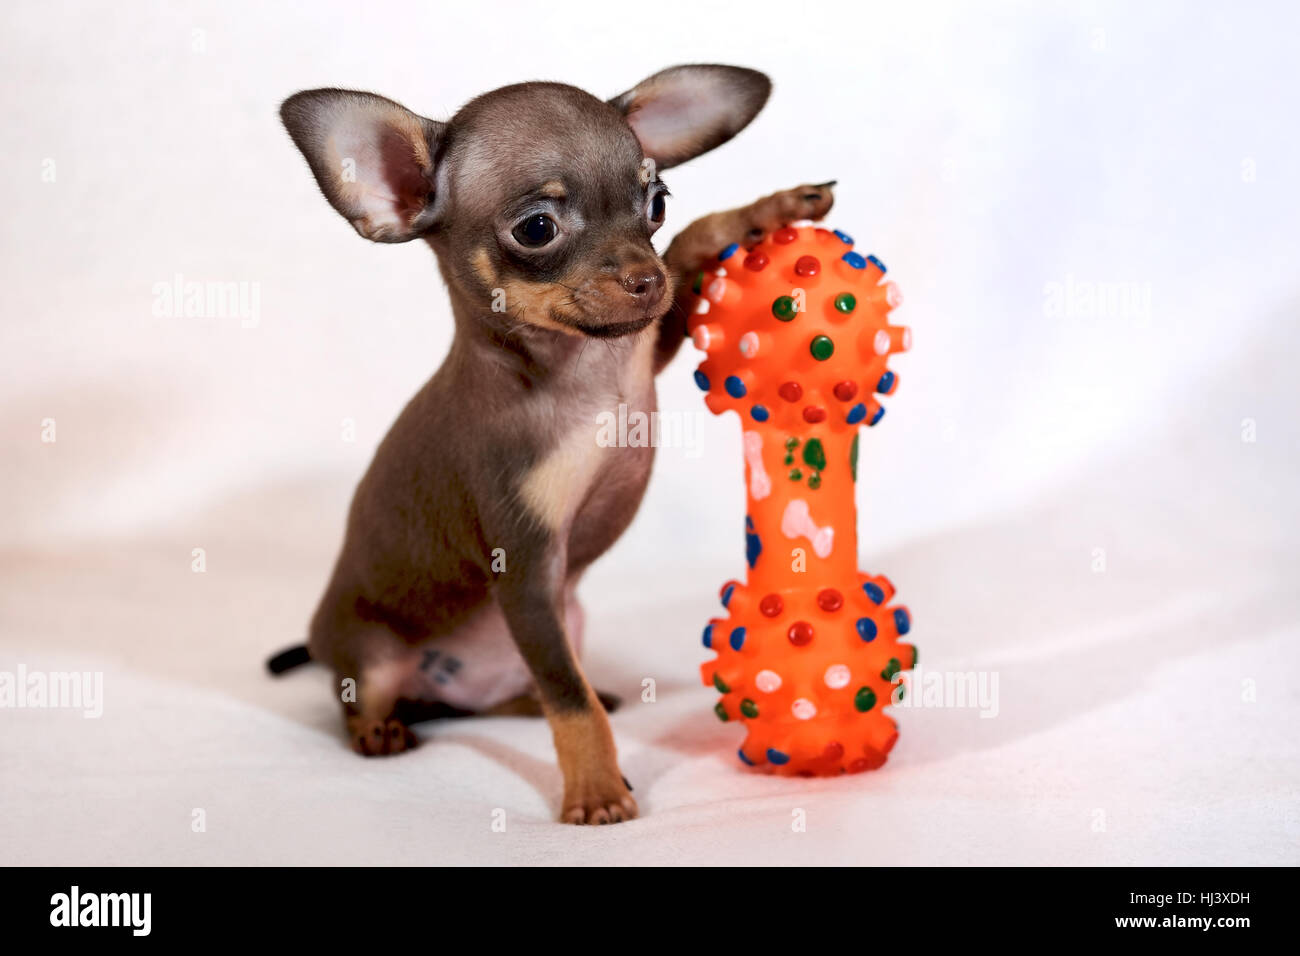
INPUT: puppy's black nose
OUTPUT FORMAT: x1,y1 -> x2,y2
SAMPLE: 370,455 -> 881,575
621,268 -> 666,309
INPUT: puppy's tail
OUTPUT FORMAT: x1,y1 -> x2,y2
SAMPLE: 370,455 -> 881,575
266,644 -> 312,676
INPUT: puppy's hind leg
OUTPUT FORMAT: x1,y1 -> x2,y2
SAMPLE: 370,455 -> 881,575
312,601 -> 420,756
340,654 -> 420,756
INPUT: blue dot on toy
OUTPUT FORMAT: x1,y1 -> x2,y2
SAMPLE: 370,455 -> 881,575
737,749 -> 755,766
846,403 -> 866,425
750,404 -> 770,422
719,242 -> 739,261
729,626 -> 747,651
863,582 -> 885,604
833,229 -> 854,245
725,375 -> 747,398
869,406 -> 886,427
702,623 -> 714,648
693,370 -> 710,391
856,617 -> 878,641
894,608 -> 911,636
842,251 -> 866,269
867,254 -> 887,274
721,583 -> 735,607
766,748 -> 790,765
876,370 -> 895,393
745,515 -> 763,569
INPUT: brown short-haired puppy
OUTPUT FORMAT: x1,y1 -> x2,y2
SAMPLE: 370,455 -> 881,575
270,65 -> 834,824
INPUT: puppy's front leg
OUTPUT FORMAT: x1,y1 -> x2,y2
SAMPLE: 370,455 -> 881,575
493,541 -> 636,825
655,181 -> 837,371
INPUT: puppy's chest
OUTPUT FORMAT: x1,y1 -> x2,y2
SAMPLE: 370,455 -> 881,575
517,352 -> 657,542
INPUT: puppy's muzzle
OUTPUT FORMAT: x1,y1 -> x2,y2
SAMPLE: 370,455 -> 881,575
561,265 -> 668,338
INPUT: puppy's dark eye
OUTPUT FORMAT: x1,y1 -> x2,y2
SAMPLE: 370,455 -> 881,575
513,214 -> 558,247
649,192 -> 667,223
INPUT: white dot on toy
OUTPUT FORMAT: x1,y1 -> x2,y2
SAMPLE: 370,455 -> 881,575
824,664 -> 851,689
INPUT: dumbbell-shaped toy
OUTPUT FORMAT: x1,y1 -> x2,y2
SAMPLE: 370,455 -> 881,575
687,223 -> 916,775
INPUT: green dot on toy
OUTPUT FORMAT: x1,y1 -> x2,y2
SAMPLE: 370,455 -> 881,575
802,438 -> 826,471
715,702 -> 729,721
834,292 -> 856,314
740,699 -> 758,718
881,658 -> 901,681
772,295 -> 797,321
713,672 -> 730,694
854,687 -> 877,712
810,334 -> 834,360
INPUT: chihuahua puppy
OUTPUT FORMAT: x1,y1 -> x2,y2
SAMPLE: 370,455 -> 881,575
271,64 -> 834,824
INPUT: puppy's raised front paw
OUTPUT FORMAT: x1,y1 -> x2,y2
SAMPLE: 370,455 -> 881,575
743,181 -> 837,241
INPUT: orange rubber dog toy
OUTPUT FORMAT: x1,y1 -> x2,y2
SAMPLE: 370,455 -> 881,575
687,223 -> 916,775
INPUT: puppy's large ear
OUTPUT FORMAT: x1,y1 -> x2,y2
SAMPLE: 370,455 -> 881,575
609,64 -> 771,170
280,89 -> 446,242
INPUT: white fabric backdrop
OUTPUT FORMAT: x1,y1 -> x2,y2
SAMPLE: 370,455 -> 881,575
2,0 -> 1297,864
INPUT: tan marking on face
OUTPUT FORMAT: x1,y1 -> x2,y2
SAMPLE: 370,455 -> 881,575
539,180 -> 567,199
471,247 -> 497,286
520,421 -> 611,531
638,157 -> 656,186
498,277 -> 585,336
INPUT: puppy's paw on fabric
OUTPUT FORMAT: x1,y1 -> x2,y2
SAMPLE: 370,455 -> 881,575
348,716 -> 418,756
561,775 -> 638,825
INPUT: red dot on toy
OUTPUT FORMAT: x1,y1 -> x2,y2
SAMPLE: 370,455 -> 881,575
860,749 -> 888,770
778,381 -> 803,402
759,594 -> 784,617
787,621 -> 814,646
823,741 -> 845,761
773,227 -> 798,244
817,588 -> 844,612
794,255 -> 821,277
803,406 -> 826,424
833,380 -> 858,402
744,252 -> 769,272
719,579 -> 740,605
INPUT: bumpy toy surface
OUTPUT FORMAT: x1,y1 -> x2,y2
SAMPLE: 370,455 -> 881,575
687,224 -> 916,775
